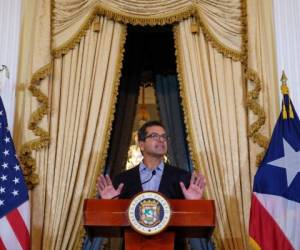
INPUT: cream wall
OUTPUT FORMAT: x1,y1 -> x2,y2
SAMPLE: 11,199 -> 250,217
0,0 -> 22,132
273,0 -> 300,109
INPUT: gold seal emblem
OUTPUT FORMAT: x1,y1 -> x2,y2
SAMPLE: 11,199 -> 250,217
139,199 -> 160,227
127,191 -> 171,235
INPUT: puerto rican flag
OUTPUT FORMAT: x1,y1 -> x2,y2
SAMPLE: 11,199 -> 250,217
0,96 -> 30,250
249,92 -> 300,250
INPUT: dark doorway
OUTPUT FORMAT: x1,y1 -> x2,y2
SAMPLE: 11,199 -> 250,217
127,25 -> 177,74
104,24 -> 190,177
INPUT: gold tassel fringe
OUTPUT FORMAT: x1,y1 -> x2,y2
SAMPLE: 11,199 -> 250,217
246,69 -> 269,166
53,3 -> 244,60
19,63 -> 52,189
52,4 -> 196,57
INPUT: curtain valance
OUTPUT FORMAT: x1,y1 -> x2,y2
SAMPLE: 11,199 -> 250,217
53,0 -> 243,58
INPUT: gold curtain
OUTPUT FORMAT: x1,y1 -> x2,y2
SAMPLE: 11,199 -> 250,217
174,0 -> 279,248
246,0 -> 279,171
14,0 -> 52,188
37,18 -> 125,249
175,19 -> 249,249
15,0 -> 279,249
16,2 -> 126,247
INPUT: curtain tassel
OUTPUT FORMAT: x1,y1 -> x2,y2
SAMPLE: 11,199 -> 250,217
191,19 -> 199,34
289,101 -> 294,118
282,103 -> 287,119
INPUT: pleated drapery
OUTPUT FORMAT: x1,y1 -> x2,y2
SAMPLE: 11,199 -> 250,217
174,10 -> 278,247
17,14 -> 126,249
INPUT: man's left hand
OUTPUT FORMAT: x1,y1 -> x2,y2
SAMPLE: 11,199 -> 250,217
180,171 -> 206,200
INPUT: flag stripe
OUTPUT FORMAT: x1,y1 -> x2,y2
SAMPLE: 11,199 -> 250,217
249,194 -> 294,250
255,192 -> 300,249
0,215 -> 23,250
18,201 -> 30,231
0,238 -> 6,250
6,208 -> 30,250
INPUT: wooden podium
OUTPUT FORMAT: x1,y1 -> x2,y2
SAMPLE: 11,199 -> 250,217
84,199 -> 215,250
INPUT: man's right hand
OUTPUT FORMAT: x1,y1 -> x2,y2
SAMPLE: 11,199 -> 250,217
97,174 -> 124,199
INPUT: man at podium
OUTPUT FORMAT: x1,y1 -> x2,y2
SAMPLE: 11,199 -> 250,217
97,120 -> 206,249
97,120 -> 206,200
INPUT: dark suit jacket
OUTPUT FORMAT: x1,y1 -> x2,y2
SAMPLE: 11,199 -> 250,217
112,164 -> 191,199
112,164 -> 191,250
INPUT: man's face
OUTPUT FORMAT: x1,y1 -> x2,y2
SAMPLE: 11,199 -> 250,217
139,125 -> 168,158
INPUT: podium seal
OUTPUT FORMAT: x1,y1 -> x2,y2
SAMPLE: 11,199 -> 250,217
127,191 -> 171,235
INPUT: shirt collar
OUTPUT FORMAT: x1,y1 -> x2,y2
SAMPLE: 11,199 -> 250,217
139,161 -> 164,172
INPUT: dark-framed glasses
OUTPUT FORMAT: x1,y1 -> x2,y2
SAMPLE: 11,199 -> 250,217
145,133 -> 169,142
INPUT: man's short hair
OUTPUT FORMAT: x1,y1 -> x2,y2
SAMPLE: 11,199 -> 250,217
137,120 -> 166,142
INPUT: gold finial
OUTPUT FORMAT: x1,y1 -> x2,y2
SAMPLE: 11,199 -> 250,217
280,70 -> 289,95
280,70 -> 294,119
281,70 -> 288,83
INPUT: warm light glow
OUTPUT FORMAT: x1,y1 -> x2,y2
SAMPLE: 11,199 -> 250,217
137,103 -> 150,122
126,131 -> 143,169
126,144 -> 143,170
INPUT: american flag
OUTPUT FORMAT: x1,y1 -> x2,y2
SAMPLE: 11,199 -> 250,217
0,97 -> 30,250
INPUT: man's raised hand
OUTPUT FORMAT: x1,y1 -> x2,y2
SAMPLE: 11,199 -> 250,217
180,171 -> 206,200
97,174 -> 124,199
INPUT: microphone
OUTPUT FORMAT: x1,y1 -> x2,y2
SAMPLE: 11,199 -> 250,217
141,170 -> 156,185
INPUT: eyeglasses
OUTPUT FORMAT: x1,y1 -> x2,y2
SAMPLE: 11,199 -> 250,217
145,133 -> 169,142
